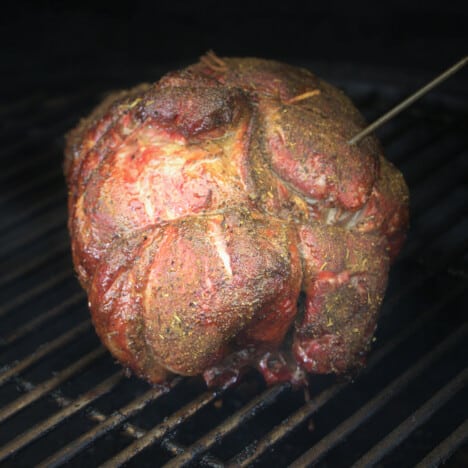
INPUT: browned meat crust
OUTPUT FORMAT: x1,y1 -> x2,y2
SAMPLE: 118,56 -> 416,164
66,54 -> 409,387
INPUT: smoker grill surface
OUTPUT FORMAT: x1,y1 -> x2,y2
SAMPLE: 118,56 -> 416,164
0,63 -> 467,467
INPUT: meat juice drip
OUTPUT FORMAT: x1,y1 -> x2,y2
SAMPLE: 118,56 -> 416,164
203,347 -> 307,389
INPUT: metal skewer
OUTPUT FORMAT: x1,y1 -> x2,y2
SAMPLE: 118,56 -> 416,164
349,56 -> 467,145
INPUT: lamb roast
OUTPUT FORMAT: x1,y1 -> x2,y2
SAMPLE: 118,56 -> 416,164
65,53 -> 409,388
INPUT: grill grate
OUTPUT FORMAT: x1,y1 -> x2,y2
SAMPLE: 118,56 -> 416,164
0,65 -> 467,467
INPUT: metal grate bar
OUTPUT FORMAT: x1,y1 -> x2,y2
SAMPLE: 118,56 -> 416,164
56,269 -> 457,465
0,240 -> 70,288
160,439 -> 186,457
38,378 -> 182,468
399,197 -> 468,262
414,419 -> 468,468
0,270 -> 75,319
0,121 -> 460,288
1,92 -> 100,173
399,139 -> 466,186
0,208 -> 66,258
0,320 -> 91,386
228,384 -> 345,467
349,57 -> 468,145
0,124 -> 457,290
1,80 -> 466,467
411,151 -> 467,213
288,325 -> 467,467
0,112 -> 86,160
0,167 -> 459,317
0,151 -> 58,183
0,346 -> 105,425
0,97 -> 92,145
392,205 -> 467,269
379,118 -> 428,156
163,383 -> 290,468
384,121 -> 462,165
0,372 -> 123,463
408,145 -> 468,187
0,88 -> 108,143
0,206 -> 462,464
0,228 -> 66,270
0,168 -> 62,205
352,367 -> 468,468
101,389 -> 222,468
0,236 -> 460,466
1,212 -> 462,347
228,282 -> 467,466
158,439 -> 223,466
0,292 -> 85,346
0,214 -> 66,257
401,145 -> 466,189
0,193 -> 462,466
0,192 -> 64,233
383,238 -> 468,311
190,452 -> 226,468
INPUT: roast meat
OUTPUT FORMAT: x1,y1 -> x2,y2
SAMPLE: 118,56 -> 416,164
65,54 -> 409,387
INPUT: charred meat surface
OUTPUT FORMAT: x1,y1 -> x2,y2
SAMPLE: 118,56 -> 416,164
65,54 -> 409,388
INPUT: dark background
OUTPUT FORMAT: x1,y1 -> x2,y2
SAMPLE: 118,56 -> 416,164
2,0 -> 468,99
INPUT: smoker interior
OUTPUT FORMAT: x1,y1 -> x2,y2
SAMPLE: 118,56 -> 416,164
0,63 -> 467,467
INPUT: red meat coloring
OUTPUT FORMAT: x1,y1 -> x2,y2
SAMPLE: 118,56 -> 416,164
65,54 -> 409,388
